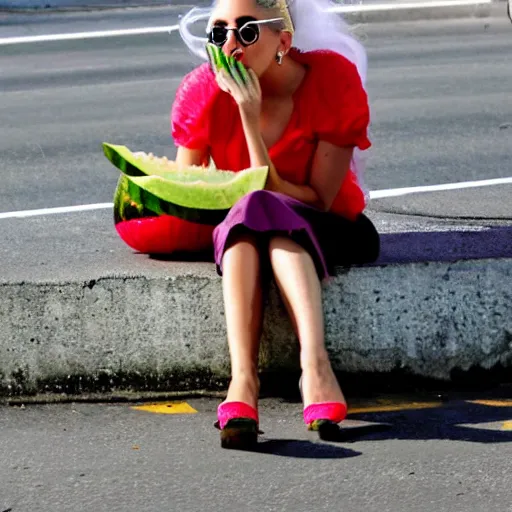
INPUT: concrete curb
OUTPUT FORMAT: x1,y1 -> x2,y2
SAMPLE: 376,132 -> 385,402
1,227 -> 511,397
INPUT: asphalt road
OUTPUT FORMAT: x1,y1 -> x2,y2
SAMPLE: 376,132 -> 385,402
1,392 -> 512,512
1,11 -> 511,510
1,8 -> 511,218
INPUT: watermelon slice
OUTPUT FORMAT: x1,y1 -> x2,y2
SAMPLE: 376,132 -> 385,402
103,142 -> 268,225
205,42 -> 250,86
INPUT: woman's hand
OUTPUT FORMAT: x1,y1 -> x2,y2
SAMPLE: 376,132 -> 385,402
215,64 -> 285,192
216,67 -> 262,125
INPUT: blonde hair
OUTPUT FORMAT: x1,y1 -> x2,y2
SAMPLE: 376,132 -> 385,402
254,0 -> 294,33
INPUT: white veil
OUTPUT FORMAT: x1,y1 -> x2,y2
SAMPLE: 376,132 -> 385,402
178,0 -> 371,200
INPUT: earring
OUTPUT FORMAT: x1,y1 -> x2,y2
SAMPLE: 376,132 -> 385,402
276,51 -> 284,65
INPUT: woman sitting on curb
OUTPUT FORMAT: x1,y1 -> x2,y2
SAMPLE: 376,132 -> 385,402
172,0 -> 380,448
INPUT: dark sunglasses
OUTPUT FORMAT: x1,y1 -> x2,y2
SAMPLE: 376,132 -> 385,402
207,17 -> 283,47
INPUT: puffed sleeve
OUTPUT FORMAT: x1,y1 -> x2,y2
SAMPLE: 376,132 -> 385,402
313,51 -> 371,150
170,63 -> 219,150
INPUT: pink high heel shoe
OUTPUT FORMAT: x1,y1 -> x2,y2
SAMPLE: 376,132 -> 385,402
304,402 -> 348,431
299,376 -> 348,437
214,401 -> 260,449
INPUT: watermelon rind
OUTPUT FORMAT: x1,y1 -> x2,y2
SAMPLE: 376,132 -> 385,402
205,42 -> 250,84
123,170 -> 267,211
235,59 -> 250,83
104,142 -> 269,212
113,175 -> 230,225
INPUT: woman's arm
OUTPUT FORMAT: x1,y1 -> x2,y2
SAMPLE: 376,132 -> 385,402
307,140 -> 354,211
240,118 -> 318,204
176,146 -> 210,167
242,117 -> 353,211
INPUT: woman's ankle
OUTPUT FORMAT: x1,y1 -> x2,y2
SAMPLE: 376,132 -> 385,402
300,349 -> 331,372
225,370 -> 260,407
299,358 -> 345,406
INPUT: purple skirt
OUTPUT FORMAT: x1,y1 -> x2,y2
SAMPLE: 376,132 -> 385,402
213,190 -> 380,281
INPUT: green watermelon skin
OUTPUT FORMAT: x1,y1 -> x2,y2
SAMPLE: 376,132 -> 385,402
113,175 -> 216,254
206,42 -> 250,84
113,175 -> 229,226
104,143 -> 145,177
103,143 -> 268,213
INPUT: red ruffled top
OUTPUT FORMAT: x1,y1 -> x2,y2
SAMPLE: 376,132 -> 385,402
171,48 -> 371,220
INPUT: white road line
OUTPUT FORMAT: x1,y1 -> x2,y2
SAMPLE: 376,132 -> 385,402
0,0 -> 491,46
0,176 -> 510,220
369,176 -> 512,199
0,25 -> 179,46
0,203 -> 114,219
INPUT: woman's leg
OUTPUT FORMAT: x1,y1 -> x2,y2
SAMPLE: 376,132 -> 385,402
268,235 -> 345,408
221,232 -> 264,409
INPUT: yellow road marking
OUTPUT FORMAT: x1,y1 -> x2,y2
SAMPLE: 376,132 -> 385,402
469,399 -> 512,407
457,421 -> 510,432
348,402 -> 442,415
503,421 -> 512,431
129,399 -> 512,418
131,402 -> 198,414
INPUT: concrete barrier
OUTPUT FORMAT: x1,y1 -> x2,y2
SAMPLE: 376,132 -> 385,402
1,222 -> 511,397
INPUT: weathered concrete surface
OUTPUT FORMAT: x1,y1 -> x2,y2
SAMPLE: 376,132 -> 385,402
1,243 -> 511,396
1,209 -> 511,396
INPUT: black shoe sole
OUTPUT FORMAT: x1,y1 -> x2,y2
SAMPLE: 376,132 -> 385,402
220,418 -> 259,450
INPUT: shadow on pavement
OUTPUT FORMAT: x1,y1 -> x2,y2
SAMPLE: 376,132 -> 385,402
253,439 -> 362,459
338,400 -> 512,444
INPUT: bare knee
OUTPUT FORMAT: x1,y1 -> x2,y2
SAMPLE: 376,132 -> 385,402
222,231 -> 262,276
268,235 -> 304,257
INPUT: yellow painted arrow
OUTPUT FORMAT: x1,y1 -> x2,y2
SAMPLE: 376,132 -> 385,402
131,402 -> 198,414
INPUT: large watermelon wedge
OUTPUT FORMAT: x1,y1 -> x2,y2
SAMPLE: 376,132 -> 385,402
103,143 -> 268,223
104,142 -> 269,254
